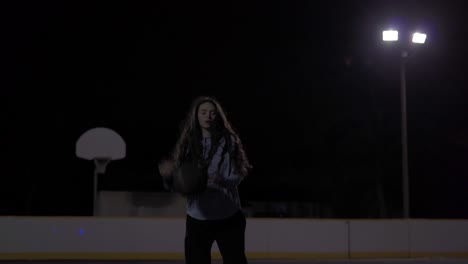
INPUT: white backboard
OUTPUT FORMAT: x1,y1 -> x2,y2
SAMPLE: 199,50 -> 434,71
76,127 -> 126,161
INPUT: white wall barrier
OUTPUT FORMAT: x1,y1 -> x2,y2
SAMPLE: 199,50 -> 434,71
409,220 -> 468,258
1,217 -> 468,260
349,220 -> 410,259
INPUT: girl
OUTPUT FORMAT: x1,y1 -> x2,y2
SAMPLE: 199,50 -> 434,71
158,96 -> 252,264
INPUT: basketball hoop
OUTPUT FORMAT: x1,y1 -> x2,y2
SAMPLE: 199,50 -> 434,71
94,157 -> 112,174
76,127 -> 126,216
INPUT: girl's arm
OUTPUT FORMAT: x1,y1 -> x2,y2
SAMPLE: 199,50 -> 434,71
211,140 -> 244,188
158,159 -> 176,191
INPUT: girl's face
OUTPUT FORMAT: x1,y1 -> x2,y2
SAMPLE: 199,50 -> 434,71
197,101 -> 217,131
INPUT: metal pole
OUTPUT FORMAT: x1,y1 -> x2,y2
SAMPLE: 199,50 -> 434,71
92,158 -> 110,216
401,50 -> 410,218
93,168 -> 98,216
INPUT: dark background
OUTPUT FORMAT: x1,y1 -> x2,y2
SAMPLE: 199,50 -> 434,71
1,0 -> 467,218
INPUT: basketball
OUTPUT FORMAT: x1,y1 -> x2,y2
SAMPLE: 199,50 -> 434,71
173,162 -> 208,195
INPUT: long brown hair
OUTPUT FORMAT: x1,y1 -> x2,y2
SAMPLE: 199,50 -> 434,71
171,96 -> 252,178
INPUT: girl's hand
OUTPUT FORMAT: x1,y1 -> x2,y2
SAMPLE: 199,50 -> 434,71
207,173 -> 223,186
158,159 -> 175,178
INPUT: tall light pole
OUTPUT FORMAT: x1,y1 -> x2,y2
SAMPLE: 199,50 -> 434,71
382,30 -> 427,218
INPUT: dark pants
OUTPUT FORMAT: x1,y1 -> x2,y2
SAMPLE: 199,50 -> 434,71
185,210 -> 248,264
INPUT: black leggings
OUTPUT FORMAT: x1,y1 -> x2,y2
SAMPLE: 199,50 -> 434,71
185,210 -> 248,264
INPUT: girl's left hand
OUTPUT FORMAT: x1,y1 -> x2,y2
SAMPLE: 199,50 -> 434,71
207,173 -> 223,185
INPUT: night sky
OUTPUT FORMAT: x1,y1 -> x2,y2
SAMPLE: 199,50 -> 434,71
2,1 -> 468,218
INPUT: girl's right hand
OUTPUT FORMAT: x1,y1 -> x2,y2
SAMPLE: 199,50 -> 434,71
158,159 -> 175,178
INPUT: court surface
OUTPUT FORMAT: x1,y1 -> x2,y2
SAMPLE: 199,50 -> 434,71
1,259 -> 467,264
